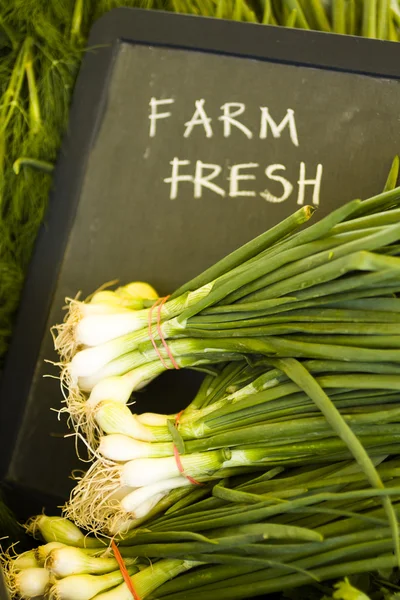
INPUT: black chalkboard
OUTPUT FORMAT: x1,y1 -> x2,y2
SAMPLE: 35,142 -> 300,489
1,7 -> 400,518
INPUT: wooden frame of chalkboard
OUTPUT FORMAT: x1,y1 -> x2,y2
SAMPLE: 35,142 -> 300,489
0,571 -> 8,600
1,7 -> 400,517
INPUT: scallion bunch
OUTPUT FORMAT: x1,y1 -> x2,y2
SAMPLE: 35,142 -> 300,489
63,359 -> 400,536
53,169 -> 400,545
4,458 -> 400,600
54,183 -> 400,447
1,515 -> 194,600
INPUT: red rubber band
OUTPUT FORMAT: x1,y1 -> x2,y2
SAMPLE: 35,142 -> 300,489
148,296 -> 180,370
111,540 -> 141,600
175,410 -> 184,427
156,295 -> 180,370
172,410 -> 202,485
173,445 -> 203,486
148,298 -> 169,370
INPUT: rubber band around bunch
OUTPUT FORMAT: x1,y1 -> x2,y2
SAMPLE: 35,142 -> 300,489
148,302 -> 201,484
148,296 -> 180,370
111,540 -> 141,600
175,410 -> 184,426
173,411 -> 202,486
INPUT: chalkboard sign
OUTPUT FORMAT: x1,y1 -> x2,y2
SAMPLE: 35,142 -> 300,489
1,7 -> 400,517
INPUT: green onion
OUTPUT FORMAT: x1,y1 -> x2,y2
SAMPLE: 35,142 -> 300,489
48,567 -> 139,600
38,168 -> 400,598
62,355 -> 400,535
52,187 -> 400,447
14,568 -> 51,599
13,550 -> 39,571
35,541 -> 66,564
6,456 -> 400,600
46,546 -> 137,577
26,515 -> 102,548
93,558 -> 197,600
154,555 -> 399,600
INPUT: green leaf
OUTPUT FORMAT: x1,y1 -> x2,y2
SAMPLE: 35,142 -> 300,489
167,418 -> 186,455
333,577 -> 372,600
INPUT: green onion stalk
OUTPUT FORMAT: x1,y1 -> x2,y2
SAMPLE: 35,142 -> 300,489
5,458 -> 400,600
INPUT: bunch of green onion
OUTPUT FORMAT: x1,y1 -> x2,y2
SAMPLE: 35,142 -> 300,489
64,358 -> 400,536
4,457 -> 400,600
52,165 -> 400,539
54,179 -> 400,446
141,455 -> 400,600
39,161 -> 400,598
1,515 -> 194,600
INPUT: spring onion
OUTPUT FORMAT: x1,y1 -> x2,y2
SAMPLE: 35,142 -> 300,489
46,546 -> 137,577
52,187 -> 400,446
47,567 -> 139,600
5,453 -> 400,600
35,541 -> 65,563
12,550 -> 39,571
93,558 -> 197,600
14,568 -> 51,598
61,356 -> 400,537
26,515 -> 102,548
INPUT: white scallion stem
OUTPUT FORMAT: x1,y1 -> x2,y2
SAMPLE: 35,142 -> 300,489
87,362 -> 166,406
76,351 -> 140,391
121,477 -> 191,513
136,412 -> 176,426
108,484 -> 137,502
86,375 -> 137,407
26,516 -> 101,548
13,550 -> 39,570
71,323 -> 168,382
47,567 -> 137,600
78,337 -> 217,393
72,308 -> 203,384
70,341 -> 129,380
128,492 -> 165,520
98,434 -> 174,461
35,542 -> 65,564
121,450 -> 226,487
76,313 -> 150,346
15,568 -> 51,598
46,547 -> 136,578
94,401 -> 168,441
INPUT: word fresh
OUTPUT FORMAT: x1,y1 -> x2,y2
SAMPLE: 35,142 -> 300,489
164,159 -> 323,205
